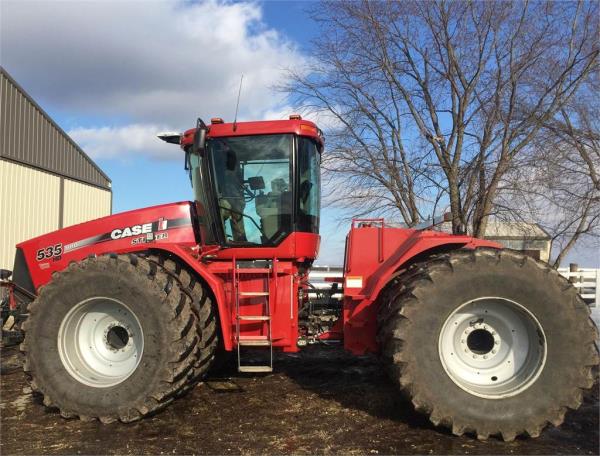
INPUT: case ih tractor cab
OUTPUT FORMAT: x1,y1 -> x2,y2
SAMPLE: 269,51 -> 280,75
2,116 -> 597,440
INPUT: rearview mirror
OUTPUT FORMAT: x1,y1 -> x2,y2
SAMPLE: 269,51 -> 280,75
247,176 -> 265,190
157,132 -> 181,144
184,148 -> 191,171
192,118 -> 208,155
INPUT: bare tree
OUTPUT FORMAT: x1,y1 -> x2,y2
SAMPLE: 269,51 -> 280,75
283,0 -> 599,258
497,76 -> 600,267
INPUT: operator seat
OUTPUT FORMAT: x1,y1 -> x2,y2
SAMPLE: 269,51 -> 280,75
256,178 -> 291,241
219,149 -> 247,242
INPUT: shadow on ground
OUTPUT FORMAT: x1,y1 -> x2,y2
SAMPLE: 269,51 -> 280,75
1,344 -> 598,455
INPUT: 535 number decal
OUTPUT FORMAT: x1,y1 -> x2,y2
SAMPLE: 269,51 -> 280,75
36,243 -> 63,261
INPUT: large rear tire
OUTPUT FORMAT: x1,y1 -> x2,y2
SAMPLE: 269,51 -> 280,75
377,248 -> 599,440
21,254 -> 209,422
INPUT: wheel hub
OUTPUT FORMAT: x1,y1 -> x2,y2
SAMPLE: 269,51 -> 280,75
466,328 -> 496,355
439,297 -> 546,398
106,323 -> 133,351
58,297 -> 144,388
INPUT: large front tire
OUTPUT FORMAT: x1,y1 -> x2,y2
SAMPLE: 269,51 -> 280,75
21,254 -> 207,422
377,248 -> 599,440
147,254 -> 219,387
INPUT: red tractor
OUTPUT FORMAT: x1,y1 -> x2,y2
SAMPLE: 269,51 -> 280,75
1,116 -> 597,440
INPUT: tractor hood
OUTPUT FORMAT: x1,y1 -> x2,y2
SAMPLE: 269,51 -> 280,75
14,201 -> 197,293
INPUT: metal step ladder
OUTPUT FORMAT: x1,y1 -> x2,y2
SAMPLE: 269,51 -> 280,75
233,259 -> 274,373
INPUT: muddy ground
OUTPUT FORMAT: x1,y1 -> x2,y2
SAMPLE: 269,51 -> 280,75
1,345 -> 598,455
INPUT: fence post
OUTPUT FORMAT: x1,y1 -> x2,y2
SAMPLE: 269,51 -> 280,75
569,263 -> 579,284
595,269 -> 600,308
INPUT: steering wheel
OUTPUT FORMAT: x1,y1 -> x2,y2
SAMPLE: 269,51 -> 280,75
242,183 -> 255,202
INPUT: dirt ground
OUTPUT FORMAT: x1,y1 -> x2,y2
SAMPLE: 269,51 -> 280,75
1,344 -> 598,455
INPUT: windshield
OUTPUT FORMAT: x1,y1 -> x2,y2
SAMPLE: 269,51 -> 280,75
208,134 -> 293,245
189,151 -> 219,244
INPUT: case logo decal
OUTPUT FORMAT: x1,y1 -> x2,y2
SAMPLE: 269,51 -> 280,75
110,223 -> 153,240
57,216 -> 189,255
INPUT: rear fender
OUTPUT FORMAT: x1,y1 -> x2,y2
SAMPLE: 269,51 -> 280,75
364,237 -> 499,300
342,225 -> 500,354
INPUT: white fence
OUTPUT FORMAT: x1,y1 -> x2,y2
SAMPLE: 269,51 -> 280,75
307,266 -> 344,300
309,266 -> 599,308
557,267 -> 600,328
557,267 -> 599,307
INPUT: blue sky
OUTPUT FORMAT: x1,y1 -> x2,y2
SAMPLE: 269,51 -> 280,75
1,0 -> 596,266
1,0 -> 349,265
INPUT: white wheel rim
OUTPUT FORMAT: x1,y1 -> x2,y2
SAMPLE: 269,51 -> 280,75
58,297 -> 144,388
438,297 -> 546,399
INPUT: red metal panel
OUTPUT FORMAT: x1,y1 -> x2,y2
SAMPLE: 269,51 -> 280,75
180,119 -> 324,148
17,201 -> 197,289
213,232 -> 320,261
206,259 -> 300,351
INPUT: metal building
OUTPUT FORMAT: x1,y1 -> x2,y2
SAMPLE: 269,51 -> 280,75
437,219 -> 551,262
0,67 -> 111,270
482,220 -> 551,262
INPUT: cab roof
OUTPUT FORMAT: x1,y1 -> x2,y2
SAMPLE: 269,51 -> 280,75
180,119 -> 324,149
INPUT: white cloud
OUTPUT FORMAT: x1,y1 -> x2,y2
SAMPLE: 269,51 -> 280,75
1,0 -> 306,160
68,124 -> 179,161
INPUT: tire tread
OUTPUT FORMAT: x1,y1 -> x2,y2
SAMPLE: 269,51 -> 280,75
21,254 -> 207,422
376,247 -> 599,441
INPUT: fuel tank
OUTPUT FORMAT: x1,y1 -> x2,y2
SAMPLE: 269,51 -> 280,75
13,201 -> 197,292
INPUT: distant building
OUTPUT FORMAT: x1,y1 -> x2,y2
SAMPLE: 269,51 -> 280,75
436,219 -> 551,262
482,220 -> 551,262
0,67 -> 112,270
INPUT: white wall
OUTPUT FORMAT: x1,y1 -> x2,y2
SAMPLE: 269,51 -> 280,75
0,159 -> 111,270
0,160 -> 60,269
63,179 -> 111,228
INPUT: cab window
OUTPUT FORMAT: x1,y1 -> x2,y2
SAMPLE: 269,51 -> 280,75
296,136 -> 321,234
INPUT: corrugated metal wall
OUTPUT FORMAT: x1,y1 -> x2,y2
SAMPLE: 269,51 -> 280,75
0,160 -> 60,269
0,160 -> 112,270
0,68 -> 111,190
63,179 -> 112,228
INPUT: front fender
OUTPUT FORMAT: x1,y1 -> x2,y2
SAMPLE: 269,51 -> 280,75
15,201 -> 196,290
12,202 -> 233,350
156,245 -> 232,351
